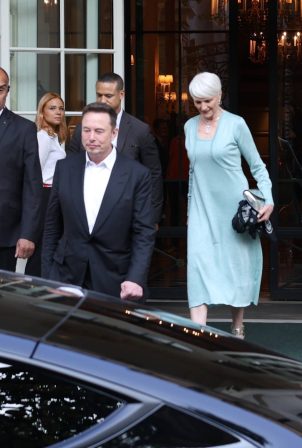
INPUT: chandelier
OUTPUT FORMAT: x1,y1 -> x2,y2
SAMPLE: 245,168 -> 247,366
237,0 -> 302,63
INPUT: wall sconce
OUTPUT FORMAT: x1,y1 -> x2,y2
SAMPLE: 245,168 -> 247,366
158,74 -> 174,92
181,92 -> 188,102
164,91 -> 176,102
157,74 -> 174,114
44,0 -> 58,5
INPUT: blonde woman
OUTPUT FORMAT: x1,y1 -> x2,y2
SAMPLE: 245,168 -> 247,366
25,92 -> 67,276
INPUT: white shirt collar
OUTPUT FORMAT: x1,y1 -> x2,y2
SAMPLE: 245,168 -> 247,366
85,147 -> 117,169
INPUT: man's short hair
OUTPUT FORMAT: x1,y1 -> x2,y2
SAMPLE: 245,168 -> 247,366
97,72 -> 124,91
82,102 -> 117,128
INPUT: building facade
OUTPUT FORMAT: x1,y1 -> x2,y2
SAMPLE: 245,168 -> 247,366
1,0 -> 302,301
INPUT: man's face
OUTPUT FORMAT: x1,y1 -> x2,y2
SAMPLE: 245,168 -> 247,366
95,81 -> 124,113
81,111 -> 118,163
0,70 -> 9,110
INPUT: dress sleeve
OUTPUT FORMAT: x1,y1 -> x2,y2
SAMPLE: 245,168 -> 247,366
37,131 -> 51,170
236,117 -> 274,205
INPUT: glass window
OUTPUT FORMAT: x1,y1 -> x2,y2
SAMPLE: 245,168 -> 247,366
0,357 -> 126,446
6,0 -> 119,124
38,1 -> 60,48
129,0 -> 229,297
10,0 -> 39,47
181,0 -> 229,32
64,0 -> 113,50
102,405 -> 239,447
277,238 -> 302,290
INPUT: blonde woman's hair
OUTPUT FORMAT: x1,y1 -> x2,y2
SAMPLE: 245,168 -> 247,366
36,92 -> 68,143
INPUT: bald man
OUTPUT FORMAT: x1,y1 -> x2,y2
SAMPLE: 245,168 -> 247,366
0,67 -> 43,271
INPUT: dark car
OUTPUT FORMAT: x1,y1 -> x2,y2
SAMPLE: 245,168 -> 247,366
0,270 -> 302,447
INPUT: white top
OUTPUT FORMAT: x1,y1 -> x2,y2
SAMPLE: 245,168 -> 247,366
84,147 -> 117,233
38,129 -> 66,184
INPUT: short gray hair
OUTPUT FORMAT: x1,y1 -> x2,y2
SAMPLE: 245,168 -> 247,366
189,72 -> 222,99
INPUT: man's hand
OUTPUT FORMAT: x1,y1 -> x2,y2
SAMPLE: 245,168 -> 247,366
120,281 -> 143,300
15,239 -> 35,259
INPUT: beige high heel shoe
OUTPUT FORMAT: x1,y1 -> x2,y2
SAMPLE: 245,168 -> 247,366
231,325 -> 245,339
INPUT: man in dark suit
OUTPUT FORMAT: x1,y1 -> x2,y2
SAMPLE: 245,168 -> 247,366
0,67 -> 43,271
42,102 -> 156,299
68,72 -> 163,226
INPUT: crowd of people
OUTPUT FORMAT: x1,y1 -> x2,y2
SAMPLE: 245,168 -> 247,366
0,66 -> 274,336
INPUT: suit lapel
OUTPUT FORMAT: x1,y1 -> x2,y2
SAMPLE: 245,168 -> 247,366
70,152 -> 90,232
116,112 -> 130,153
92,155 -> 128,232
0,108 -> 12,144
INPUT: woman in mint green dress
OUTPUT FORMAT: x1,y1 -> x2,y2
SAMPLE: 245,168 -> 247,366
185,72 -> 274,338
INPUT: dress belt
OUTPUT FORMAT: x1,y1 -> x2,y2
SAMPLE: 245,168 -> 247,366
43,183 -> 52,188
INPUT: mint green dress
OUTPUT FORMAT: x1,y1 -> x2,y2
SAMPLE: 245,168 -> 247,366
184,111 -> 273,308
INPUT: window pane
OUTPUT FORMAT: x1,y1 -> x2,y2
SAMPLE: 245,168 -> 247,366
64,0 -> 113,49
0,357 -> 126,446
149,238 -> 187,288
10,0 -> 38,47
11,0 -> 60,48
10,52 -> 38,111
277,0 -> 302,232
182,32 -> 229,105
10,52 -> 60,111
65,53 -> 113,111
135,0 -> 179,32
37,54 -> 61,102
278,238 -> 302,290
103,406 -> 238,447
278,137 -> 302,227
181,0 -> 229,32
38,1 -> 60,48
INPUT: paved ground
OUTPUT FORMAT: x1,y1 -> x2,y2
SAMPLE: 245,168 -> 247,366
147,300 -> 302,322
147,300 -> 302,361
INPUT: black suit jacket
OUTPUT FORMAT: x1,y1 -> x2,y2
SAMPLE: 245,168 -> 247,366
67,111 -> 163,223
0,108 -> 43,246
41,151 -> 156,297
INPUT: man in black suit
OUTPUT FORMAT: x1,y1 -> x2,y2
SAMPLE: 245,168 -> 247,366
42,102 -> 156,299
68,72 -> 163,226
0,67 -> 43,271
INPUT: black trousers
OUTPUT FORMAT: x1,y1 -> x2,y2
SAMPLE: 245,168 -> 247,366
0,247 -> 17,272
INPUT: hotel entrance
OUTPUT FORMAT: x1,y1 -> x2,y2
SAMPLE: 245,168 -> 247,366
126,0 -> 302,301
2,0 -> 302,301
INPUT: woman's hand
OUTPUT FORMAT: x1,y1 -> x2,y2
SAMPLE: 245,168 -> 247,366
257,204 -> 274,222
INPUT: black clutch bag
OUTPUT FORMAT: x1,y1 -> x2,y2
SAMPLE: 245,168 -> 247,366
232,189 -> 275,241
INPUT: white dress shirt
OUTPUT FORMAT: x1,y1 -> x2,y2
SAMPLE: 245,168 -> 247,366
38,129 -> 66,184
84,148 -> 117,233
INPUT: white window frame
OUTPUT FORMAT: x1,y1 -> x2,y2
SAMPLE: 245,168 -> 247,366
0,0 -> 124,117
